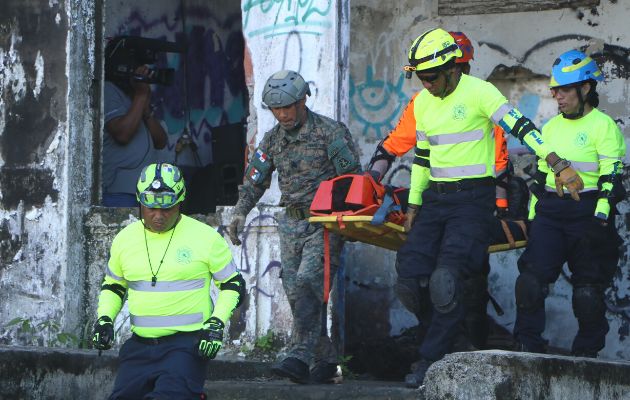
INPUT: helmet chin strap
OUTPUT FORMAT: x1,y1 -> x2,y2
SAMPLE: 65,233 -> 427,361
286,105 -> 307,131
439,71 -> 450,99
439,68 -> 459,100
562,86 -> 585,120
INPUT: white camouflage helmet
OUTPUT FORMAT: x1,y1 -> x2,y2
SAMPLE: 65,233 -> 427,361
262,70 -> 311,108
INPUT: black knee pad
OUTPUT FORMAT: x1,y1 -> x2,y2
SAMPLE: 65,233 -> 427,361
572,285 -> 605,323
394,277 -> 429,317
515,271 -> 548,313
429,267 -> 459,314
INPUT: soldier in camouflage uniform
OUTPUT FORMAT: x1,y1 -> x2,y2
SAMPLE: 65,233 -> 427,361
227,70 -> 361,384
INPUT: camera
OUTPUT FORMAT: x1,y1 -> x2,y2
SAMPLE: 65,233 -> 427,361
105,36 -> 184,86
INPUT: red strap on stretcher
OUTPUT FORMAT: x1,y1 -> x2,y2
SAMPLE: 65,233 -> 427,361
323,227 -> 330,304
336,214 -> 346,230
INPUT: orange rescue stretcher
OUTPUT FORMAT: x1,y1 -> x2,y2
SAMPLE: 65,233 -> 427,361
308,174 -> 528,253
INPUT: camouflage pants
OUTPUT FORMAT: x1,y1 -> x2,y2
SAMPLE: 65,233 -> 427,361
278,212 -> 343,366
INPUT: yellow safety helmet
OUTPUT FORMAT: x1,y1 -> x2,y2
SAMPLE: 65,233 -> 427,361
404,28 -> 463,77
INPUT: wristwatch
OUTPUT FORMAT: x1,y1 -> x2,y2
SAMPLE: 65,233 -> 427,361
550,158 -> 571,176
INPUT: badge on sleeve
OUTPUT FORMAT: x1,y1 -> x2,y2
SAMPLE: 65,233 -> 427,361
245,149 -> 272,184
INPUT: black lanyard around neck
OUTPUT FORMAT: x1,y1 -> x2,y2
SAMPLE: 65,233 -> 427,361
143,221 -> 177,287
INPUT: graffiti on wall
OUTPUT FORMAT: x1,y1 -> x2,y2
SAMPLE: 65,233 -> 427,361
242,0 -> 333,39
109,4 -> 247,167
349,30 -> 414,141
216,214 -> 282,299
349,67 -> 408,140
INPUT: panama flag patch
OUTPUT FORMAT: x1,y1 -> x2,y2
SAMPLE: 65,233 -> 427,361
256,150 -> 267,163
249,167 -> 261,181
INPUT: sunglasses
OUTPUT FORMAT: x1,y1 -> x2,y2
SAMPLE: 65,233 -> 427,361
550,84 -> 581,97
415,72 -> 441,83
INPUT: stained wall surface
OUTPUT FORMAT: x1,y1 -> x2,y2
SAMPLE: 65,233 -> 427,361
0,0 -> 98,344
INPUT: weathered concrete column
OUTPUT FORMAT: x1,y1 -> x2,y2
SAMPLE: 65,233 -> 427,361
0,0 -> 99,344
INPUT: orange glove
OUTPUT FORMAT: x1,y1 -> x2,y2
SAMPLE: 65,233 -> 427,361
554,167 -> 583,201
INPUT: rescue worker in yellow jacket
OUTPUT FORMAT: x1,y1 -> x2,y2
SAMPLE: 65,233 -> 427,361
92,163 -> 246,399
367,31 -> 509,351
396,28 -> 583,388
513,50 -> 625,357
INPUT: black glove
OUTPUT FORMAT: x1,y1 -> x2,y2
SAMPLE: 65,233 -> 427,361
228,215 -> 245,246
404,204 -> 419,232
92,316 -> 114,350
585,216 -> 611,248
198,317 -> 224,359
367,170 -> 382,182
496,207 -> 509,219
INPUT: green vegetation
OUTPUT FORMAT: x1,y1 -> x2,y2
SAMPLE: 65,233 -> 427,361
338,354 -> 356,379
242,330 -> 285,361
3,317 -> 87,348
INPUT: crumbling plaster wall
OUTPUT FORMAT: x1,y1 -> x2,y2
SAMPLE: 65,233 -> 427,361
0,0 -> 98,343
347,0 -> 630,360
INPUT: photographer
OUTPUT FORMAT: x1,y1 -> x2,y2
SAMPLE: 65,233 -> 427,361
102,37 -> 168,207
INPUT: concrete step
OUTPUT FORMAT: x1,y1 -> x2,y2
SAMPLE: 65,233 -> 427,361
4,346 -> 630,400
205,379 -> 422,400
0,346 -> 420,400
425,350 -> 630,400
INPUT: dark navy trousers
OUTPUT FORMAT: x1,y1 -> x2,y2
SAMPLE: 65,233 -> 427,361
397,185 -> 495,361
514,192 -> 620,354
109,332 -> 207,400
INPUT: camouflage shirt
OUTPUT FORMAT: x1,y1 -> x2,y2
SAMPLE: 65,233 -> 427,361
234,108 -> 361,216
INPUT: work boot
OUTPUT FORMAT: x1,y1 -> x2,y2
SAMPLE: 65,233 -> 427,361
572,349 -> 598,358
310,362 -> 341,384
451,333 -> 478,352
514,341 -> 546,354
271,357 -> 310,384
404,359 -> 432,389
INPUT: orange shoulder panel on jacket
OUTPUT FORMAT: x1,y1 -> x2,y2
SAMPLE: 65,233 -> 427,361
494,126 -> 509,173
382,93 -> 419,157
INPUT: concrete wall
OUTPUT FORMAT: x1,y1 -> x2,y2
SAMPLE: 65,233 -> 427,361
346,0 -> 630,360
0,0 -> 98,345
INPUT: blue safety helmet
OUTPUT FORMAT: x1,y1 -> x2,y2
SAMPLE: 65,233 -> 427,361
549,49 -> 603,88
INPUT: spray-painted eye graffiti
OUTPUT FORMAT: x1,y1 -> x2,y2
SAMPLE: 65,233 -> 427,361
350,67 -> 409,140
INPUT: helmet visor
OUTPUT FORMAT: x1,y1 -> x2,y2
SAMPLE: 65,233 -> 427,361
139,191 -> 178,209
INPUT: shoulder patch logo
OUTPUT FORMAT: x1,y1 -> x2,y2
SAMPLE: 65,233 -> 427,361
255,150 -> 268,163
453,104 -> 467,121
176,247 -> 192,264
249,167 -> 261,182
575,132 -> 588,148
338,157 -> 351,170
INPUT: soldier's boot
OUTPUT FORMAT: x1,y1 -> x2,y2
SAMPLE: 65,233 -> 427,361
310,362 -> 341,384
272,357 -> 310,384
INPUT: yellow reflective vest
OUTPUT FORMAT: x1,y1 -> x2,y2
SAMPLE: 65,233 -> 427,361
528,108 -> 625,219
97,215 -> 239,338
409,74 -> 551,205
